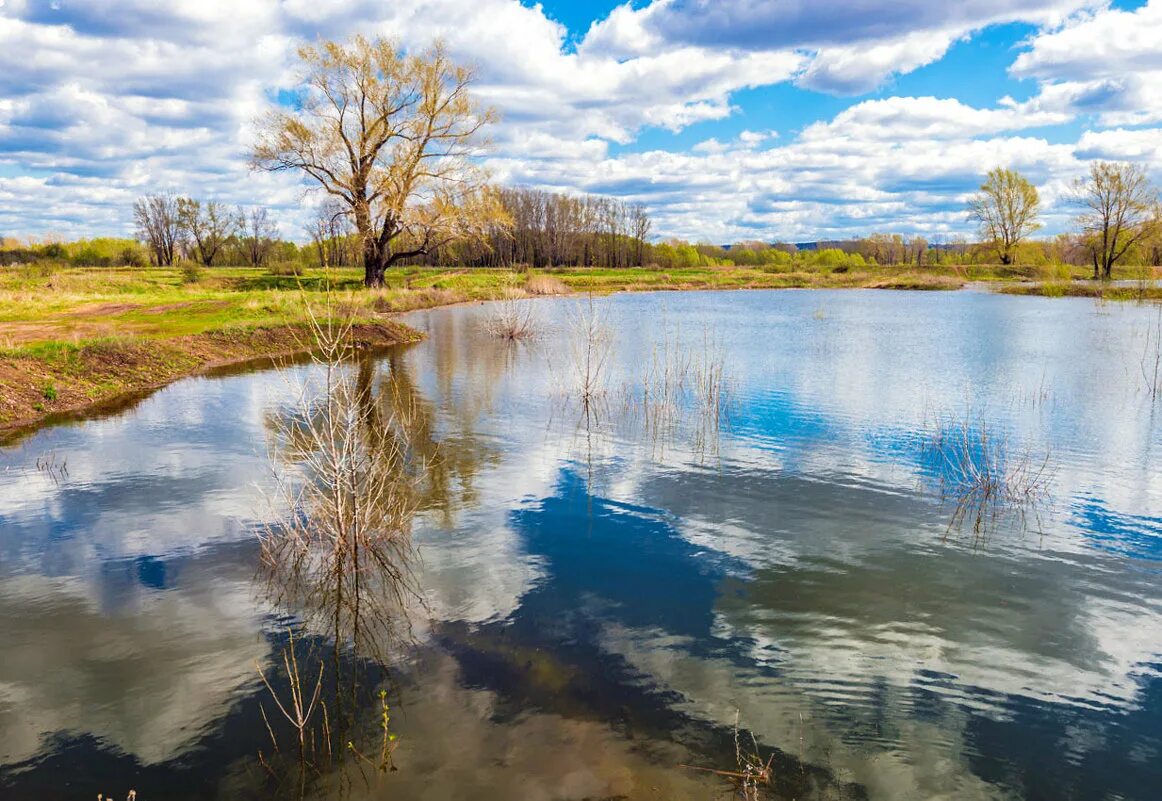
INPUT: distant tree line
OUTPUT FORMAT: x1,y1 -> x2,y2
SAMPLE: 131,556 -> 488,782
4,165 -> 1158,277
132,195 -> 285,267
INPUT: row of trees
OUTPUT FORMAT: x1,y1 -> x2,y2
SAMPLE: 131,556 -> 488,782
301,188 -> 653,271
969,163 -> 1161,278
133,195 -> 281,267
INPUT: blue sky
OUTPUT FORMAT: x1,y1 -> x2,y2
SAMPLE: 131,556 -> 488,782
0,0 -> 1159,243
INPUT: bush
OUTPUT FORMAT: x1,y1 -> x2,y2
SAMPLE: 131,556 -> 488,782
1036,262 -> 1073,282
268,261 -> 304,277
119,247 -> 147,267
178,261 -> 203,284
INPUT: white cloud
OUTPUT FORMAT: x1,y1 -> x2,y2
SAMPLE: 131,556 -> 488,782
802,96 -> 1070,141
489,96 -> 1086,243
1011,0 -> 1162,125
585,0 -> 1100,94
0,0 -> 1150,244
1074,127 -> 1162,163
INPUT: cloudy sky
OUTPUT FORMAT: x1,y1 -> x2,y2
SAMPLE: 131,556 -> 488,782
1,0 -> 1160,243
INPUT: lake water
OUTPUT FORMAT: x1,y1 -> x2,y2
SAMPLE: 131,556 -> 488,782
2,288 -> 1161,800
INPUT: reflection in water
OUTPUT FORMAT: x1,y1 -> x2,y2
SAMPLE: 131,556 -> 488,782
260,353 -> 422,666
3,289 -> 1162,800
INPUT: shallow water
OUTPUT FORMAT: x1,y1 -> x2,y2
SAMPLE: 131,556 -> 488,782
2,289 -> 1161,800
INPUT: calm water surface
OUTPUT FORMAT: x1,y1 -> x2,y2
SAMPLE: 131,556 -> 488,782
2,289 -> 1161,800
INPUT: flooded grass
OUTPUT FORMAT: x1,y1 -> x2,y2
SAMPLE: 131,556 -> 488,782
927,411 -> 1054,541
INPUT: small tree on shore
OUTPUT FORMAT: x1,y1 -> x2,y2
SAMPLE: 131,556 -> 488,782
968,167 -> 1041,266
133,194 -> 181,266
1073,161 -> 1160,280
252,37 -> 506,287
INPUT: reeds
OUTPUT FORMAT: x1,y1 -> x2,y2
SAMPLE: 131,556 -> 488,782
927,411 -> 1053,540
617,324 -> 731,460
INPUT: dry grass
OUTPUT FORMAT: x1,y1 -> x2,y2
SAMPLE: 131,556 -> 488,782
525,273 -> 570,295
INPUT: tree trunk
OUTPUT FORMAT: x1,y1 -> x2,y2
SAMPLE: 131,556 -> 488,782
355,204 -> 388,288
363,246 -> 387,287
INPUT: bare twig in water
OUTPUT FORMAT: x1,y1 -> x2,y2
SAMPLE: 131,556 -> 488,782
568,294 -> 612,407
482,290 -> 541,341
1141,304 -> 1162,401
259,287 -> 424,666
681,711 -> 774,800
256,629 -> 326,766
254,285 -> 421,795
35,451 -> 69,483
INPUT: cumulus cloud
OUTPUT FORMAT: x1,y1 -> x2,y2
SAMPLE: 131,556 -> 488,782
584,0 -> 1100,93
0,0 -> 1152,243
1011,0 -> 1162,125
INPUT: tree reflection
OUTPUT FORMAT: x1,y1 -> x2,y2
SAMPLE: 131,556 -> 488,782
253,310 -> 502,798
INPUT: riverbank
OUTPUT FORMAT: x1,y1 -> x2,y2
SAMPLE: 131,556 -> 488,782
0,262 -> 1145,432
0,321 -> 421,434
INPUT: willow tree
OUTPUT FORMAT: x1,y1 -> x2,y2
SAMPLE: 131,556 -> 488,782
252,37 -> 504,287
1073,161 -> 1160,280
968,167 -> 1041,265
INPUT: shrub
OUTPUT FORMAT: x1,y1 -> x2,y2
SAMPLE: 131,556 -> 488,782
179,261 -> 203,284
119,247 -> 147,267
268,261 -> 304,277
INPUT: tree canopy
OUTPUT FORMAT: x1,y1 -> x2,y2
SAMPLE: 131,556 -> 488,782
968,167 -> 1041,266
252,36 -> 506,287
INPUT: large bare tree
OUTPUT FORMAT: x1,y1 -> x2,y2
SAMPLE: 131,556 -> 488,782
968,167 -> 1041,266
1073,161 -> 1160,280
252,37 -> 505,287
133,193 -> 181,266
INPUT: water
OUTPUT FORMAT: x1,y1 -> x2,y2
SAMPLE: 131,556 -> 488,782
2,289 -> 1161,800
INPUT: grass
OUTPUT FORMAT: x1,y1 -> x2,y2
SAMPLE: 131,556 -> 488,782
1000,283 -> 1162,301
0,261 -> 1148,431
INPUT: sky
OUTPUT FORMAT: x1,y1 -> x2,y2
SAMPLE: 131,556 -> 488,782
0,0 -> 1160,244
